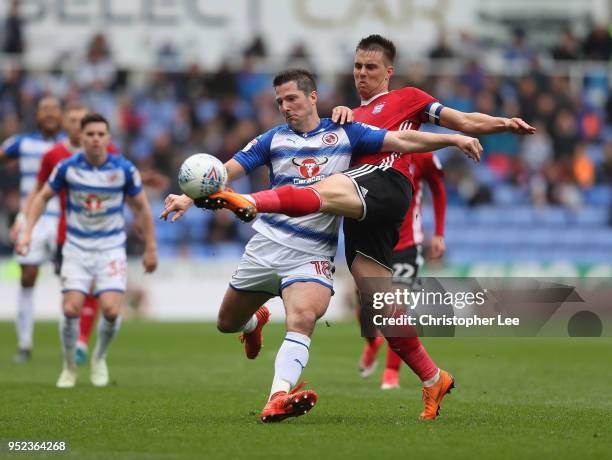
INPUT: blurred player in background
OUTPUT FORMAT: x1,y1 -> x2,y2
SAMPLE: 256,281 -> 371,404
0,96 -> 64,363
161,69 -> 479,422
23,102 -> 119,365
17,113 -> 157,388
360,152 -> 447,390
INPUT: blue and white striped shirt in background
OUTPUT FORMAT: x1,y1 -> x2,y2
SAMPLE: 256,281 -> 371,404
2,131 -> 65,216
48,153 -> 142,251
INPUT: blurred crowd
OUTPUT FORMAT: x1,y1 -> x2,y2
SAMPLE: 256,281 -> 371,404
1,10 -> 611,255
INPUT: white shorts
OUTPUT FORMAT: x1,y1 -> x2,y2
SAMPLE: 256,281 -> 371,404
15,215 -> 58,266
230,233 -> 335,296
60,244 -> 127,296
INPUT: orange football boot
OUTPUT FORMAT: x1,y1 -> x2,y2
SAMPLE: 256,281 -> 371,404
419,369 -> 455,420
208,191 -> 257,222
260,383 -> 318,423
239,306 -> 270,359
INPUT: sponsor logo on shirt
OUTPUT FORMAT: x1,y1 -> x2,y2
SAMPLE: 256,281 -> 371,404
292,157 -> 329,179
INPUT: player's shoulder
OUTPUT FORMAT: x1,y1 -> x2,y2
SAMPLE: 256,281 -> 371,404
249,124 -> 288,148
414,152 -> 443,170
45,142 -> 70,158
60,152 -> 84,168
1,132 -> 24,149
392,86 -> 435,100
108,153 -> 134,169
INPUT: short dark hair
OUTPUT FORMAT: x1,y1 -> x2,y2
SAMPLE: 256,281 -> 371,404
356,34 -> 396,64
272,69 -> 317,95
80,112 -> 109,130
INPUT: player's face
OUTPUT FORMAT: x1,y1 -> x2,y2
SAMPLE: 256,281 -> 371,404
353,49 -> 394,100
63,109 -> 88,144
36,98 -> 62,134
275,81 -> 317,130
81,122 -> 110,157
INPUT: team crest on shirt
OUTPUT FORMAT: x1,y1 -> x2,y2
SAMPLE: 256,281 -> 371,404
372,103 -> 385,114
321,132 -> 338,146
292,157 -> 328,182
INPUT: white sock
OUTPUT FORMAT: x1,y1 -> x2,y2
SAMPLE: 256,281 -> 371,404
241,315 -> 258,333
60,315 -> 79,368
423,368 -> 440,387
93,316 -> 122,361
16,287 -> 34,349
244,194 -> 256,205
269,332 -> 311,399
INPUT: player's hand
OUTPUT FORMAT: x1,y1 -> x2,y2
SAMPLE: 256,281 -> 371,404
9,213 -> 24,242
504,117 -> 536,135
429,235 -> 446,259
15,233 -> 31,256
455,135 -> 483,162
331,106 -> 353,124
160,194 -> 193,222
143,246 -> 158,273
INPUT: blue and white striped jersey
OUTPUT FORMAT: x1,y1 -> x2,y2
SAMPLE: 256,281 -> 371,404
2,131 -> 65,216
233,118 -> 386,256
48,153 -> 143,251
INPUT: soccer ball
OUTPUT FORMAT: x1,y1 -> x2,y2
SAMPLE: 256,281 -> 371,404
178,154 -> 227,199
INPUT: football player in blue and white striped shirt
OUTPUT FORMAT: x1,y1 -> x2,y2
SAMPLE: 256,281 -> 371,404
160,69 -> 479,422
0,96 -> 64,362
17,113 -> 157,388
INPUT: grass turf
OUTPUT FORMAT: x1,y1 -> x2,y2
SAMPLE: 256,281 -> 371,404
0,321 -> 611,459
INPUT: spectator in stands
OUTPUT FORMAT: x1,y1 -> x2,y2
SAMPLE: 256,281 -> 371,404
2,0 -> 24,56
582,23 -> 612,61
75,34 -> 117,92
551,29 -> 581,61
503,28 -> 534,68
429,34 -> 455,59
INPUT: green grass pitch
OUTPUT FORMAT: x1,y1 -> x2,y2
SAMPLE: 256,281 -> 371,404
1,321 -> 611,459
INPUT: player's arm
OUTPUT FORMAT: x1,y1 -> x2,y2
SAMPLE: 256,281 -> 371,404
10,183 -> 44,242
382,130 -> 483,162
127,191 -> 158,273
15,184 -> 55,255
12,149 -> 59,241
424,158 -> 447,259
0,135 -> 21,163
437,106 -> 535,135
160,158 -> 246,222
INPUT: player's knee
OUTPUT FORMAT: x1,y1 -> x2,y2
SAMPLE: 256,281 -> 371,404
103,311 -> 119,322
286,306 -> 319,332
216,315 -> 239,333
20,269 -> 37,287
62,302 -> 80,317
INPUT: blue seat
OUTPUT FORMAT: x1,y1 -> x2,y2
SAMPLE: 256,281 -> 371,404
572,206 -> 610,226
532,207 -> 567,226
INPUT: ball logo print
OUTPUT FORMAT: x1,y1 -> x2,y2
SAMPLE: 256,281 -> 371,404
292,157 -> 328,178
178,153 -> 227,199
321,132 -> 338,146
